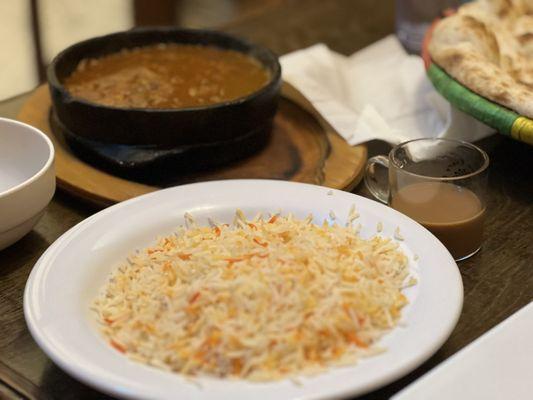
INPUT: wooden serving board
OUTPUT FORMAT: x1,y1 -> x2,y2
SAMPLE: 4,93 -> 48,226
17,84 -> 366,207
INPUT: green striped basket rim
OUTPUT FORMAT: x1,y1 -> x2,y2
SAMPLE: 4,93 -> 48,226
422,14 -> 533,146
427,64 -> 533,145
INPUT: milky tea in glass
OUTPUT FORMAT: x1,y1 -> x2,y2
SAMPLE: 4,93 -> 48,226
365,139 -> 489,261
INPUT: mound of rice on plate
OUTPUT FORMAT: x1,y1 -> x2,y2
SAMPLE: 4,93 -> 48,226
93,210 -> 414,381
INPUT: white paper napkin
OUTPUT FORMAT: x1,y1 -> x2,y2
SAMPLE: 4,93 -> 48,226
280,35 -> 494,146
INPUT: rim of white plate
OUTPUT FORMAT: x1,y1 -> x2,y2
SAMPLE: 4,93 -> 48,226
24,179 -> 463,400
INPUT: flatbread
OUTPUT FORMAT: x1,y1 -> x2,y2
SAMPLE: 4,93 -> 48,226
429,0 -> 533,118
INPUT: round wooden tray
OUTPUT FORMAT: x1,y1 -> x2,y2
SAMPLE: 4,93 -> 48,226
17,84 -> 366,207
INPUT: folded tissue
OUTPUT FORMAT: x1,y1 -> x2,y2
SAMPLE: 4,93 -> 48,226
280,35 -> 493,146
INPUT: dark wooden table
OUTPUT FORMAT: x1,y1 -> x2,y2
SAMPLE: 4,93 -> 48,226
1,1 -> 532,399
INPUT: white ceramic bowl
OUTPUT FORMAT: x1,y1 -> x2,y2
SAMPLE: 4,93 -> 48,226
0,117 -> 55,250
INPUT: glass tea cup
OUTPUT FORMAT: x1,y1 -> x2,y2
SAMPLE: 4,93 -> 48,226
395,0 -> 461,53
365,138 -> 489,261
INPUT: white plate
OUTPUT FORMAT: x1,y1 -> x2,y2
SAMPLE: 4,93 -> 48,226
24,180 -> 463,400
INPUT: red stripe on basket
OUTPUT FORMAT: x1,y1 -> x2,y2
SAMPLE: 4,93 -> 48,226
421,18 -> 440,69
421,9 -> 457,70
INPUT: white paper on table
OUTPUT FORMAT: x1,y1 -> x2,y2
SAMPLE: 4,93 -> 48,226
392,302 -> 533,400
280,35 -> 494,146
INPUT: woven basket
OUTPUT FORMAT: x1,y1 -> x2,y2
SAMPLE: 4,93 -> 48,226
422,16 -> 533,146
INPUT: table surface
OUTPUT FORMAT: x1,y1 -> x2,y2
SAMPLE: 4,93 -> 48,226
1,1 -> 532,399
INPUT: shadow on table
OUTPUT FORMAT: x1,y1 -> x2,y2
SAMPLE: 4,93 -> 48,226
39,362 -> 117,400
0,231 -> 50,278
486,135 -> 533,206
359,351 -> 446,399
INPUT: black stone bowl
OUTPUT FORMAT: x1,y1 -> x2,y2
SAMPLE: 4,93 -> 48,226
47,27 -> 281,177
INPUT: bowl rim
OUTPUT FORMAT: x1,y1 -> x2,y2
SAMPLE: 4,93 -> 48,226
0,117 -> 55,199
47,26 -> 282,114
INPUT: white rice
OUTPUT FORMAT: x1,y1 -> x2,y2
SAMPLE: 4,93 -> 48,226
93,211 -> 411,381
394,227 -> 404,241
